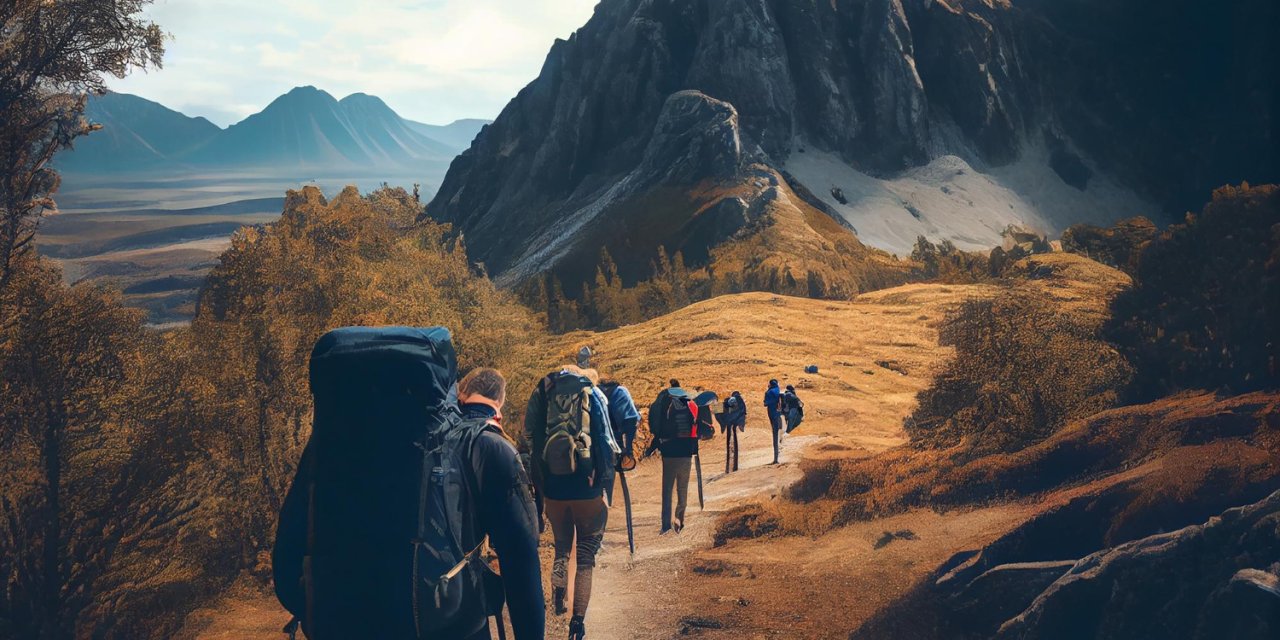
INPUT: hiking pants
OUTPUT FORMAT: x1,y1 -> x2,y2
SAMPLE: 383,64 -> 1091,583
545,497 -> 609,617
725,424 -> 739,473
769,413 -> 783,463
661,456 -> 693,531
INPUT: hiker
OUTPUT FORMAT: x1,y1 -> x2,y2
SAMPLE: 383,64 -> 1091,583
718,391 -> 747,473
644,379 -> 700,534
782,384 -> 805,433
524,365 -> 618,640
764,379 -> 783,464
598,376 -> 641,554
273,328 -> 543,640
598,378 -> 641,486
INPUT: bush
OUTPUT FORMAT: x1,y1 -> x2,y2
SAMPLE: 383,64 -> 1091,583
1108,183 -> 1280,399
1061,217 -> 1159,274
906,290 -> 1133,454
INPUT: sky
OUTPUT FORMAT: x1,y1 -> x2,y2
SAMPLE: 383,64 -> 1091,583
109,0 -> 600,127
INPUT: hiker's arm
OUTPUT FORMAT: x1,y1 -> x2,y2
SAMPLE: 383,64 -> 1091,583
473,434 -> 545,640
643,399 -> 662,457
615,387 -> 641,452
272,442 -> 313,617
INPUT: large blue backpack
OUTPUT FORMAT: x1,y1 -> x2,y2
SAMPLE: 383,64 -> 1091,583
272,327 -> 500,639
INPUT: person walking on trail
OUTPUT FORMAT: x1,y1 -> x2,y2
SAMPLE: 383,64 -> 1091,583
273,328 -> 543,640
645,379 -> 700,534
718,391 -> 747,473
782,384 -> 805,433
764,379 -> 784,464
455,368 -> 546,640
598,377 -> 641,494
524,365 -> 618,640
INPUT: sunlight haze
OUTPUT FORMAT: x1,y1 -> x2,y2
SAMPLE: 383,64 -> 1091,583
109,0 -> 601,126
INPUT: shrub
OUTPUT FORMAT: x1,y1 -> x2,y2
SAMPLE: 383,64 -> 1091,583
907,290 -> 1133,454
1108,183 -> 1280,399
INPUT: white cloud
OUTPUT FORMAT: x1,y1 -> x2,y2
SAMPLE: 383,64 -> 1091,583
108,0 -> 599,126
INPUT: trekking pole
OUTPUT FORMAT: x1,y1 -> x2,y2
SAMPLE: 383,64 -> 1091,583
694,453 -> 705,510
619,469 -> 636,556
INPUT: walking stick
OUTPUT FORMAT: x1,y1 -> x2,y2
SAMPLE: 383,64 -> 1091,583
619,470 -> 636,555
694,453 -> 705,510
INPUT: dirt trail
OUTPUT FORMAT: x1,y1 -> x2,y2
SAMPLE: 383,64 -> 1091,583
181,284 -> 1004,639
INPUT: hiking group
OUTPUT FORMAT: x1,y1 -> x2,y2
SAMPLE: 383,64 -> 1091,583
272,328 -> 804,640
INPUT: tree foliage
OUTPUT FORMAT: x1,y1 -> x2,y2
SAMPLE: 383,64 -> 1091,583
907,290 -> 1133,454
0,186 -> 545,638
0,0 -> 164,289
1061,217 -> 1160,275
1108,183 -> 1280,399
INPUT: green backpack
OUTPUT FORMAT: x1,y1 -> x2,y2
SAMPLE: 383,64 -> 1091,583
542,372 -> 594,476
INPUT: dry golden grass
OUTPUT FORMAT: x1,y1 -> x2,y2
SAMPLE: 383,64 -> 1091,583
537,283 -> 999,456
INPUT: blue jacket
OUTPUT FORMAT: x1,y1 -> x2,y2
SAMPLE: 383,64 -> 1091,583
602,383 -> 640,452
764,385 -> 782,417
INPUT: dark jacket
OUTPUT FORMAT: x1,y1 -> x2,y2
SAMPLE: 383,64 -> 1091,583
523,373 -> 616,501
721,394 -> 747,431
645,389 -> 700,459
460,403 -> 545,640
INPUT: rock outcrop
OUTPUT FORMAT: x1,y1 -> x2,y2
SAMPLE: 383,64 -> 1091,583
428,0 -> 1276,280
852,490 -> 1280,640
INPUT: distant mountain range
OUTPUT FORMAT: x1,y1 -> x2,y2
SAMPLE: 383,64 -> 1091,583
57,87 -> 489,173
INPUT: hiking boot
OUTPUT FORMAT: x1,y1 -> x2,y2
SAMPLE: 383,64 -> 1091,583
553,587 -> 568,616
659,526 -> 672,536
569,615 -> 586,640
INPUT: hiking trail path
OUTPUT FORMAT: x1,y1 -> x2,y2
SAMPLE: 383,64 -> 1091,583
181,285 -> 1046,639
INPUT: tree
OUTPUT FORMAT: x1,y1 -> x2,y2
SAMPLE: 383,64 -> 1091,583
0,0 -> 164,290
0,257 -> 146,639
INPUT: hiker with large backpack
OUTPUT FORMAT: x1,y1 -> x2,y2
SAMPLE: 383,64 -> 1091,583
524,365 -> 618,640
764,379 -> 784,464
782,384 -> 805,433
272,328 -> 543,640
716,391 -> 747,473
598,377 -> 641,555
644,379 -> 700,534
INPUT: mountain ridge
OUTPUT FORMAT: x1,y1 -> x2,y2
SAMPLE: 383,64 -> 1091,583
56,87 -> 491,174
428,0 -> 1276,273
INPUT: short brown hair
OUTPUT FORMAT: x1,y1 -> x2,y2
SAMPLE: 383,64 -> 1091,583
459,367 -> 506,404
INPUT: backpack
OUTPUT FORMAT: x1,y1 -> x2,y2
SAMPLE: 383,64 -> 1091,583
656,389 -> 696,439
273,326 -> 498,639
541,372 -> 595,477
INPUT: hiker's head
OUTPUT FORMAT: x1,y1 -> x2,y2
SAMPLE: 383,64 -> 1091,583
459,367 -> 506,409
769,379 -> 779,388
670,379 -> 681,388
786,385 -> 795,392
732,391 -> 742,398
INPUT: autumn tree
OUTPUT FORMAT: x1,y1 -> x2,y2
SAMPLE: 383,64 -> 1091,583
0,257 -> 147,639
183,186 -> 545,561
0,0 -> 164,290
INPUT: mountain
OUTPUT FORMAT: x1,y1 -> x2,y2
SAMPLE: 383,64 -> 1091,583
405,118 -> 490,151
187,86 -> 457,169
57,88 -> 491,173
428,0 -> 1277,276
56,93 -> 220,172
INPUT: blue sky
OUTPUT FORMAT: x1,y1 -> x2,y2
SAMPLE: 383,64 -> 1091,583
109,0 -> 600,127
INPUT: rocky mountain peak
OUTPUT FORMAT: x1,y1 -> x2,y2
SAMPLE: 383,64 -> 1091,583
429,0 -> 1275,280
